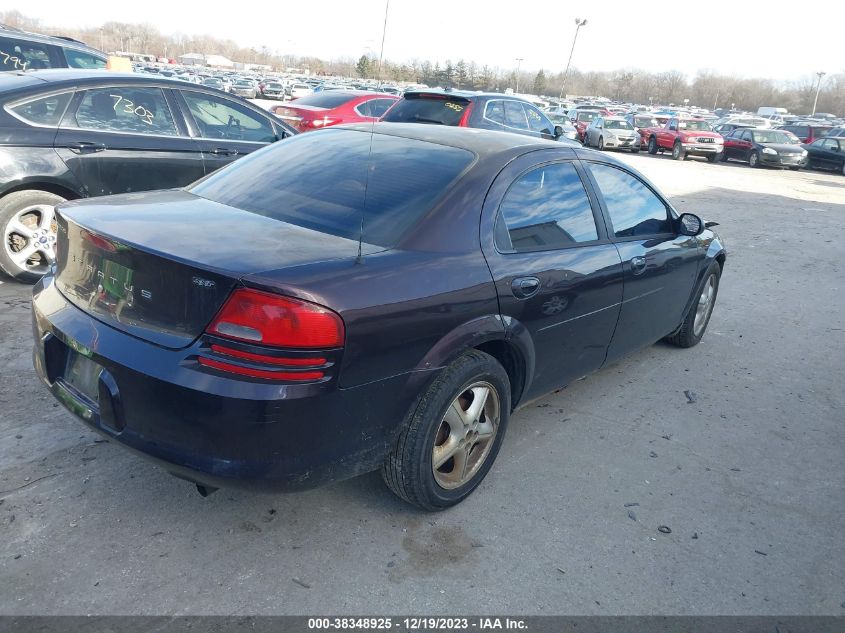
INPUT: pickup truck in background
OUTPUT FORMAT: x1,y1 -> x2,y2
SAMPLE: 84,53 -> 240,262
643,117 -> 724,162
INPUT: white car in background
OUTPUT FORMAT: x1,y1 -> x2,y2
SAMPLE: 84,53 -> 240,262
288,83 -> 314,100
584,115 -> 641,152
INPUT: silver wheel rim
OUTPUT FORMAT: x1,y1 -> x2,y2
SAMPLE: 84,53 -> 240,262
432,381 -> 500,490
693,275 -> 716,337
750,153 -> 757,167
3,204 -> 57,276
673,144 -> 680,158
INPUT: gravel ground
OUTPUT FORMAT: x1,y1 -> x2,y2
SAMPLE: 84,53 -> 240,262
1,153 -> 843,615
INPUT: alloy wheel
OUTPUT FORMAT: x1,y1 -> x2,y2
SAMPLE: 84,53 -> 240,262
693,274 -> 717,337
432,381 -> 500,490
3,204 -> 57,277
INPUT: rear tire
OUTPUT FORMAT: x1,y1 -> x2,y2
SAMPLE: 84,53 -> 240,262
0,190 -> 66,284
382,350 -> 511,511
665,262 -> 721,349
672,141 -> 685,160
648,137 -> 658,155
720,151 -> 729,162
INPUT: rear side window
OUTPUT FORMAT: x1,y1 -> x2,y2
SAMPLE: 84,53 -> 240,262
8,92 -> 73,126
355,98 -> 395,118
497,162 -> 598,252
588,163 -> 671,238
188,128 -> 474,248
504,101 -> 528,130
73,87 -> 178,136
381,95 -> 468,126
0,37 -> 54,71
64,49 -> 106,69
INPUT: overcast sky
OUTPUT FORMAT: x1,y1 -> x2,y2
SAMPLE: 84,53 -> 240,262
16,0 -> 845,82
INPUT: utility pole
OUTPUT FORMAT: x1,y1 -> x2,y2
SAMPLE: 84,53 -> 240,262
377,0 -> 390,83
515,58 -> 524,93
559,18 -> 588,100
812,71 -> 826,116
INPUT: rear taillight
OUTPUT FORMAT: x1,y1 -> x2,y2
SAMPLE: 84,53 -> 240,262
458,102 -> 474,127
206,288 -> 344,348
200,289 -> 343,382
302,117 -> 339,129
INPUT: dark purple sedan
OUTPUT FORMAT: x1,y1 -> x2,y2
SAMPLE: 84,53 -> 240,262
32,123 -> 725,510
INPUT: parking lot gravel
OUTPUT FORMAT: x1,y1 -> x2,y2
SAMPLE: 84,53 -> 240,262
1,153 -> 843,615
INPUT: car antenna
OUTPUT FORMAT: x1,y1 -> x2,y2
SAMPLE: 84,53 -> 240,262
357,0 -> 391,265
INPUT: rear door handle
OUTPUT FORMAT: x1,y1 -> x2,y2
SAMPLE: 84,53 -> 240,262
511,276 -> 540,299
66,141 -> 106,154
209,147 -> 239,156
630,256 -> 647,275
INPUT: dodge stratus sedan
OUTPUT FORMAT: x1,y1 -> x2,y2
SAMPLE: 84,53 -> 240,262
32,124 -> 725,510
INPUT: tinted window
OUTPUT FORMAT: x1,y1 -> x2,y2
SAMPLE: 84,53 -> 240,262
294,92 -> 356,108
355,98 -> 395,118
484,100 -> 505,125
73,87 -> 178,136
189,128 -> 474,247
497,163 -> 598,252
0,37 -> 54,71
504,101 -> 528,130
64,49 -> 106,69
382,95 -> 468,125
589,163 -> 671,238
9,92 -> 73,126
820,139 -> 838,150
524,104 -> 551,134
182,91 -> 275,142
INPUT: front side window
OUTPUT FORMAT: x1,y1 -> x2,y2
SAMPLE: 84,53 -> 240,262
182,91 -> 275,142
497,162 -> 598,252
355,98 -> 395,118
588,163 -> 671,238
73,87 -> 178,136
524,104 -> 551,134
64,49 -> 106,69
0,37 -> 54,71
8,92 -> 73,126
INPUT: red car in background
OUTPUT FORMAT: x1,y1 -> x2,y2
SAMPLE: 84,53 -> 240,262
272,90 -> 398,132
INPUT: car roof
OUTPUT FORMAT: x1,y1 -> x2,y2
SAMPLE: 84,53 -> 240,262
0,69 -> 205,94
402,89 -> 534,102
338,122 -> 563,157
0,24 -> 104,56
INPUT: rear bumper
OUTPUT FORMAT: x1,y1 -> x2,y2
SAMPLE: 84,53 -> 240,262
31,276 -> 429,492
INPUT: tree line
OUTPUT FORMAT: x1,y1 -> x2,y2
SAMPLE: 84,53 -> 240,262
3,9 -> 842,115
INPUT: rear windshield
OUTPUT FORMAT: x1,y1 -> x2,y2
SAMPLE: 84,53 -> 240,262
290,92 -> 355,109
382,95 -> 469,126
576,112 -> 597,122
679,120 -> 712,131
634,116 -> 657,127
188,129 -> 475,247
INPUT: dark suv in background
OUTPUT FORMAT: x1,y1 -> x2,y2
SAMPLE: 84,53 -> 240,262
0,70 -> 295,282
0,24 -> 107,71
381,90 -> 577,144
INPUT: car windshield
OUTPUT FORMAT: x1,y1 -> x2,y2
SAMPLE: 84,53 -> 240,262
605,120 -> 633,130
381,95 -> 468,126
679,120 -> 712,131
577,112 -> 597,122
235,81 -> 252,87
188,129 -> 475,248
203,79 -> 221,86
752,131 -> 796,144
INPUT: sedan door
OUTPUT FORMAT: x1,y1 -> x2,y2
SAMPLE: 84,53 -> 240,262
54,85 -> 206,197
480,152 -> 625,400
583,160 -> 702,364
174,89 -> 286,173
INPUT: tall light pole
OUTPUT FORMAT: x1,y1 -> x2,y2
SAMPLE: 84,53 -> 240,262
812,71 -> 826,116
559,18 -> 587,100
515,58 -> 524,93
377,0 -> 390,83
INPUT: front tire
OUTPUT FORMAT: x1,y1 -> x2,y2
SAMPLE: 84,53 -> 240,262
598,136 -> 605,151
0,190 -> 66,283
665,262 -> 721,348
382,350 -> 511,511
706,153 -> 718,163
648,137 -> 658,155
749,151 -> 760,168
672,141 -> 685,161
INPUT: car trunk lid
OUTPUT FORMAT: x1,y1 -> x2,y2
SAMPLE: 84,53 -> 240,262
53,189 -> 365,349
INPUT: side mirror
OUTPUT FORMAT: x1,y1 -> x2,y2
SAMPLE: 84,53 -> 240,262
678,213 -> 704,236
554,125 -> 564,139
